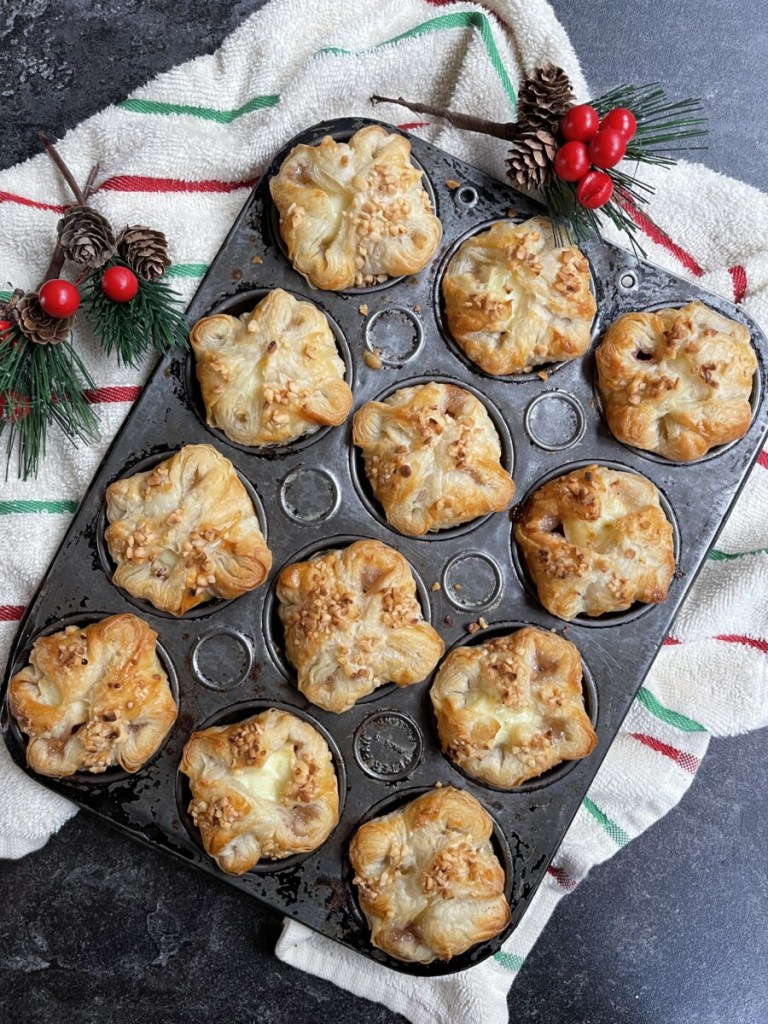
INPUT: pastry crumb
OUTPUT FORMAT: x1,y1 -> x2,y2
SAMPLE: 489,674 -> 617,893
434,780 -> 444,788
251,255 -> 263,265
453,582 -> 462,590
446,178 -> 461,189
507,208 -> 518,217
478,617 -> 488,629
413,304 -> 421,313
467,622 -> 481,634
358,303 -> 369,316
364,348 -> 383,370
537,370 -> 549,381
431,581 -> 442,592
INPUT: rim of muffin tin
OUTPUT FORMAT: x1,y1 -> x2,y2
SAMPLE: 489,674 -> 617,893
95,449 -> 269,620
510,459 -> 682,629
265,123 -> 439,296
184,286 -> 355,458
431,217 -> 601,385
339,783 -> 516,975
173,698 -> 347,874
261,534 -> 436,706
348,374 -> 516,542
427,619 -> 600,794
6,611 -> 180,786
590,298 -> 764,467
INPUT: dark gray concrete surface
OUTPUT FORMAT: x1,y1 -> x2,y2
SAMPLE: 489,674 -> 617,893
1,2 -> 767,1023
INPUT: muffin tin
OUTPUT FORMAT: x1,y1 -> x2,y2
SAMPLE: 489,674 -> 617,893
2,117 -> 767,976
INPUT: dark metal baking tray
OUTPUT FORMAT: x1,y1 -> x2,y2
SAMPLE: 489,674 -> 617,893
2,117 -> 766,976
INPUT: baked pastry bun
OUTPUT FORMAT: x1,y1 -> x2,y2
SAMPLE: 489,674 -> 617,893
276,538 -> 444,713
8,613 -> 177,778
180,708 -> 339,875
350,786 -> 510,963
190,288 -> 353,447
596,301 -> 757,461
353,382 -> 515,536
269,125 -> 442,290
105,444 -> 272,616
441,216 -> 595,375
515,464 -> 675,619
430,627 -> 596,787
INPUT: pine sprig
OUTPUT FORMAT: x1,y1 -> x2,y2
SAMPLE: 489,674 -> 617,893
0,323 -> 99,480
541,83 -> 707,255
80,259 -> 188,368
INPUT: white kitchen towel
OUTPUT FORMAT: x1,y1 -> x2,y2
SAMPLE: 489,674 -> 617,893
1,2 -> 767,1022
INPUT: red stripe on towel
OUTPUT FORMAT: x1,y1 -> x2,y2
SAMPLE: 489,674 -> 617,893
728,265 -> 748,303
629,732 -> 700,773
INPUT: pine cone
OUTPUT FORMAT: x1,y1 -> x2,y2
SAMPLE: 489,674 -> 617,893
58,205 -> 116,269
117,225 -> 171,281
15,293 -> 73,345
517,62 -> 575,133
505,128 -> 557,192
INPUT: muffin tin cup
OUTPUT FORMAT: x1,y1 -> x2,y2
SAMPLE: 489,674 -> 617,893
185,286 -> 355,458
174,698 -> 348,874
510,459 -> 683,629
340,784 -> 517,975
2,116 -> 767,976
432,216 -> 601,384
429,619 -> 600,793
5,611 -> 180,787
95,448 -> 270,621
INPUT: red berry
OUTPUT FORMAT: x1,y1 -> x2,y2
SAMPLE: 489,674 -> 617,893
560,104 -> 599,142
576,170 -> 614,209
0,319 -> 12,333
38,279 -> 80,319
588,129 -> 627,169
601,107 -> 637,141
101,265 -> 139,303
554,141 -> 590,182
0,391 -> 31,423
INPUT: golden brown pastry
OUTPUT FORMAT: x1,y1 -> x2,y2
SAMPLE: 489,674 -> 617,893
441,216 -> 596,375
430,627 -> 596,787
596,301 -> 757,461
8,614 -> 177,778
105,444 -> 272,616
190,288 -> 353,447
515,464 -> 675,619
276,538 -> 444,713
353,382 -> 515,536
180,708 -> 339,875
350,786 -> 510,963
269,125 -> 442,290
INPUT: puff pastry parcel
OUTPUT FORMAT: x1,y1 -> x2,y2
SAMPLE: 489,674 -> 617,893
515,464 -> 675,619
8,613 -> 177,778
277,538 -> 444,713
442,216 -> 596,375
105,444 -> 272,616
431,627 -> 596,787
190,288 -> 353,447
596,301 -> 757,461
353,382 -> 515,536
269,125 -> 442,290
350,786 -> 510,963
180,708 -> 339,875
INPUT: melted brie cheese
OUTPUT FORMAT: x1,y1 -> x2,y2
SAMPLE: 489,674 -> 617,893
36,678 -> 63,706
234,746 -> 294,803
467,691 -> 539,747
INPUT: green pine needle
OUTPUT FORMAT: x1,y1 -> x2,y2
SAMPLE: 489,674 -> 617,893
0,324 -> 99,480
81,259 -> 189,368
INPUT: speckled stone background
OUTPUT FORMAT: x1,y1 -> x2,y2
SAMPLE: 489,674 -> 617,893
1,3 -> 767,1023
